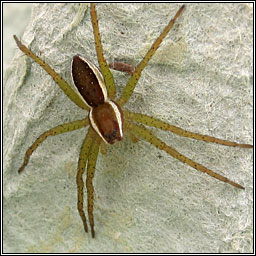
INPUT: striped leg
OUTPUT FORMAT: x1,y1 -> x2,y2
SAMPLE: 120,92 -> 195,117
18,118 -> 89,173
86,134 -> 101,238
76,127 -> 95,234
118,5 -> 185,106
124,111 -> 253,148
13,35 -> 89,111
90,3 -> 116,99
125,121 -> 245,189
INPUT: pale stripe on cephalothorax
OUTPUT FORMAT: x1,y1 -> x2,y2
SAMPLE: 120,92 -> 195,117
89,108 -> 108,143
106,100 -> 123,138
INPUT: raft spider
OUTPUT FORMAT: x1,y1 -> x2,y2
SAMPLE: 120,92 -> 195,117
14,4 -> 252,238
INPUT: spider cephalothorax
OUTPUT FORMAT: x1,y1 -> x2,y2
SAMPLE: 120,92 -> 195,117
14,4 -> 252,238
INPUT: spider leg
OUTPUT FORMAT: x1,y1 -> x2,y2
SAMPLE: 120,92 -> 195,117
123,122 -> 140,143
90,3 -> 116,99
100,140 -> 107,155
124,110 -> 253,148
127,132 -> 140,144
86,133 -> 101,238
13,35 -> 89,111
125,121 -> 245,189
118,5 -> 185,106
76,127 -> 95,235
18,118 -> 89,173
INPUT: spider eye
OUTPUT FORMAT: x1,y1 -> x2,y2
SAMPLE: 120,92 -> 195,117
72,55 -> 108,108
89,100 -> 123,144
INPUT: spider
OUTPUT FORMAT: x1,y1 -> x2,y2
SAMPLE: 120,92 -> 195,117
14,4 -> 252,238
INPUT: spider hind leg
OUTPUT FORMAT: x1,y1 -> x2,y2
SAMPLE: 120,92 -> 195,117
13,35 -> 89,111
118,5 -> 185,106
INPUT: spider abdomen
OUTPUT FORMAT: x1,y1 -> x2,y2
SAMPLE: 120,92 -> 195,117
72,55 -> 108,108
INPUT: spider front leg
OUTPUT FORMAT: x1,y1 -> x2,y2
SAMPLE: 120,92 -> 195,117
77,127 -> 101,238
77,127 -> 95,235
86,134 -> 101,238
18,118 -> 89,173
125,121 -> 245,189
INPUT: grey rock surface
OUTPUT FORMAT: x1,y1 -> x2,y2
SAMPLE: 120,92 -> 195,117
3,3 -> 253,253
